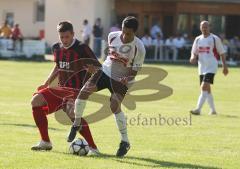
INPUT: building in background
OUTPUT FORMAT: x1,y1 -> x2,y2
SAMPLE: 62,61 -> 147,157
0,0 -> 114,45
115,0 -> 240,39
1,0 -> 240,45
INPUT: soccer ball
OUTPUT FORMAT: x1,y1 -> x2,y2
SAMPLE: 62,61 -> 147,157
69,138 -> 89,156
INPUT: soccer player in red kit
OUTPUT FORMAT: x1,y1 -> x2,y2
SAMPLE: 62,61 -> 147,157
31,21 -> 101,154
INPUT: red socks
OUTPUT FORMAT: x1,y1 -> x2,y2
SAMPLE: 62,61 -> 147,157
32,106 -> 50,142
80,118 -> 97,149
32,106 -> 97,149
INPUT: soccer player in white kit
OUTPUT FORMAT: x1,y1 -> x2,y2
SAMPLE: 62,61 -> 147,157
190,21 -> 228,115
67,16 -> 146,157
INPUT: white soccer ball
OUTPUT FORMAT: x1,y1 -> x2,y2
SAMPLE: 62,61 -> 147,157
69,138 -> 89,156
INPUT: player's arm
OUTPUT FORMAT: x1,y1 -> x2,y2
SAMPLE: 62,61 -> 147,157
82,44 -> 102,74
216,37 -> 229,76
37,65 -> 58,91
120,44 -> 146,85
190,38 -> 198,64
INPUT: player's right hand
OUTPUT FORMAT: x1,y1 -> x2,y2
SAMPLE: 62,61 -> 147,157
37,84 -> 47,91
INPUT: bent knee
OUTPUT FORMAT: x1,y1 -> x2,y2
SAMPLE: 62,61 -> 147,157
110,100 -> 121,113
31,94 -> 46,107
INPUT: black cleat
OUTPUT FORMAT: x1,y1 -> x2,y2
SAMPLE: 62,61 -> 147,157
116,141 -> 130,157
67,125 -> 80,142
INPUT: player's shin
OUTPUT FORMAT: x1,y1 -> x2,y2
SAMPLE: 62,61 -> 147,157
196,90 -> 208,111
32,106 -> 50,142
73,99 -> 86,126
114,112 -> 129,143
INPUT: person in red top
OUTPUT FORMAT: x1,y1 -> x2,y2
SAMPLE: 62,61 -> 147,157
11,24 -> 23,51
31,21 -> 101,154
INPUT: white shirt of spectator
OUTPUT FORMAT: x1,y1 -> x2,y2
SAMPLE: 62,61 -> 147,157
141,35 -> 152,47
191,33 -> 225,75
173,37 -> 185,48
82,24 -> 92,41
152,38 -> 164,46
150,25 -> 163,39
103,31 -> 146,82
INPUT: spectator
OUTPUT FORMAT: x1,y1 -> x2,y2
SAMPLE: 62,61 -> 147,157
150,23 -> 163,39
219,33 -> 230,60
152,33 -> 164,60
229,36 -> 240,61
11,23 -> 23,51
173,33 -> 186,59
192,23 -> 201,39
92,18 -> 103,58
165,36 -> 177,61
152,33 -> 164,46
110,23 -> 120,33
141,30 -> 154,59
0,21 -> 12,38
81,19 -> 92,45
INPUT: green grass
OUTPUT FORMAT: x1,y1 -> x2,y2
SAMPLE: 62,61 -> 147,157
0,60 -> 239,169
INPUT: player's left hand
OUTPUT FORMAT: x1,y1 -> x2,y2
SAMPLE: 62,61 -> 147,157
120,77 -> 128,85
223,66 -> 229,76
86,64 -> 98,74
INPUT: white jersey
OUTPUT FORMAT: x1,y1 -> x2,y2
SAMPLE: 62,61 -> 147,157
102,31 -> 146,82
191,33 -> 225,75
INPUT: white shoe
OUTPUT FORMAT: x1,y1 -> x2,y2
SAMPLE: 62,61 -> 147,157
209,111 -> 217,115
190,109 -> 201,115
31,140 -> 52,151
88,147 -> 101,156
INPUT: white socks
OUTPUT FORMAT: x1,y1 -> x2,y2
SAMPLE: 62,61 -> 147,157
114,112 -> 129,143
196,91 -> 216,112
196,91 -> 208,111
207,93 -> 216,112
73,99 -> 86,126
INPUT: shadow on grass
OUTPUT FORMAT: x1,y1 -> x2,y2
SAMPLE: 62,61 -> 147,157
219,114 -> 239,119
52,150 -> 220,169
0,123 -> 64,131
91,153 -> 220,169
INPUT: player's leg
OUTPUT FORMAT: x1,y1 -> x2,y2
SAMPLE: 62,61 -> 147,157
190,75 -> 209,115
31,93 -> 52,150
63,99 -> 98,152
110,79 -> 130,157
68,71 -> 103,142
205,73 -> 217,115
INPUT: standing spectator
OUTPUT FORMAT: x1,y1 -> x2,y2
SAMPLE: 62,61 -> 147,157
0,21 -> 12,38
81,19 -> 92,46
173,33 -> 186,59
165,36 -> 177,61
190,21 -> 228,115
110,23 -> 120,33
141,30 -> 153,58
229,36 -> 240,61
150,22 -> 163,39
93,18 -> 103,58
152,33 -> 164,60
192,23 -> 201,38
11,23 -> 23,51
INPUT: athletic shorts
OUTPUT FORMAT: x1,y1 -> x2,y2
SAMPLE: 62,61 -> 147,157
200,73 -> 215,85
88,70 -> 128,97
34,87 -> 79,114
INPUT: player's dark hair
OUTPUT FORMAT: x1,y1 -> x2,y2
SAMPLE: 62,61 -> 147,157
57,21 -> 74,32
122,16 -> 139,32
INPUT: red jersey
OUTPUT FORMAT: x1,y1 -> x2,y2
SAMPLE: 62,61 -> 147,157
52,39 -> 101,89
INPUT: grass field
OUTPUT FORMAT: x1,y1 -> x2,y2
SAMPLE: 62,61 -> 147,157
0,60 -> 239,169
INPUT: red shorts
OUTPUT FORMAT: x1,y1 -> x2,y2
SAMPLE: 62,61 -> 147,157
34,87 -> 79,114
